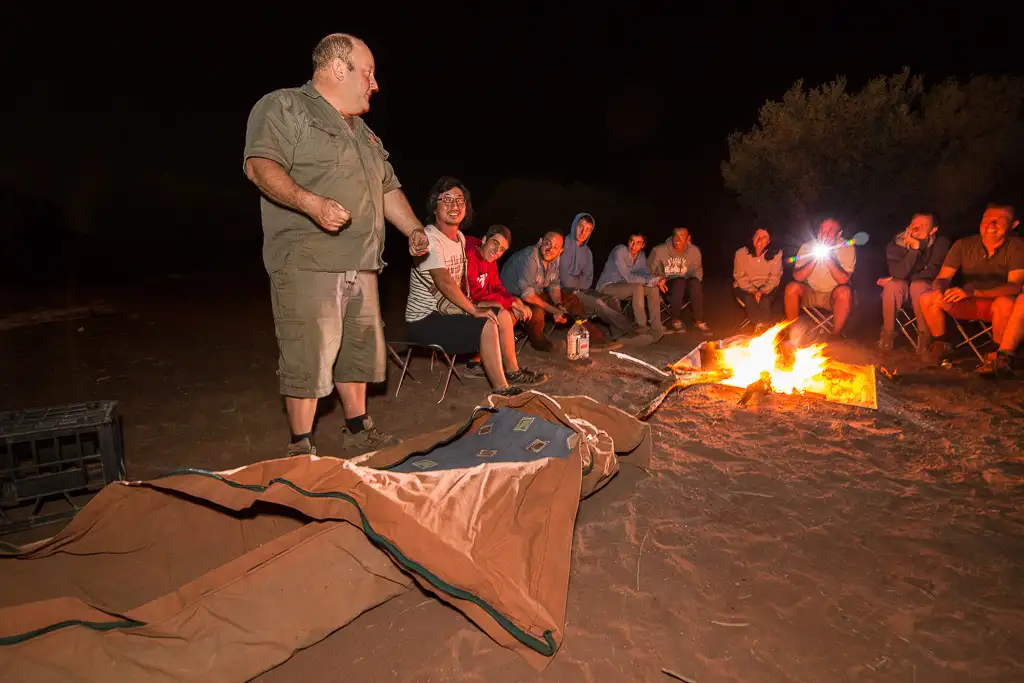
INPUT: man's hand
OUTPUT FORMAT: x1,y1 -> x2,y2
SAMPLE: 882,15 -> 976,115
754,290 -> 763,303
942,287 -> 969,304
876,276 -> 893,286
658,279 -> 669,294
553,305 -> 568,324
408,228 -> 430,257
905,236 -> 921,250
473,308 -> 499,324
511,299 -> 532,322
303,195 -> 351,232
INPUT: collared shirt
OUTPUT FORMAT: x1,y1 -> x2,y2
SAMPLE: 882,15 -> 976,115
243,81 -> 401,273
500,246 -> 560,299
942,235 -> 1024,289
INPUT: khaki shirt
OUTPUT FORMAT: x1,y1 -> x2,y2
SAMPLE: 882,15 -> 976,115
243,81 -> 401,273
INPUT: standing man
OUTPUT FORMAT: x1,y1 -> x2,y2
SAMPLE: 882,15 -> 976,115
243,33 -> 430,457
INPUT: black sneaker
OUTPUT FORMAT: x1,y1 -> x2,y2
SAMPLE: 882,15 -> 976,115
490,386 -> 525,398
977,352 -> 1015,378
463,362 -> 488,379
506,368 -> 549,386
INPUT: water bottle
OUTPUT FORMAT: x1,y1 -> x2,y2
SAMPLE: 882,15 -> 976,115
567,319 -> 590,361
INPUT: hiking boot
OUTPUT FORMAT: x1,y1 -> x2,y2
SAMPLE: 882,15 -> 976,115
916,331 -> 932,355
462,361 -> 488,379
620,332 -> 653,347
287,437 -> 317,457
668,318 -> 685,332
977,351 -> 1015,378
529,337 -> 554,353
491,385 -> 525,398
650,326 -> 666,343
877,331 -> 894,352
342,416 -> 398,453
506,368 -> 549,386
926,341 -> 953,367
694,321 -> 714,337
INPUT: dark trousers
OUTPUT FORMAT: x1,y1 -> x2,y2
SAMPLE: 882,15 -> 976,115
669,277 -> 705,321
526,292 -> 583,341
734,287 -> 777,326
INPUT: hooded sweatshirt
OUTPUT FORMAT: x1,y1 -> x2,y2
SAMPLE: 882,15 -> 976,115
596,245 -> 657,289
648,237 -> 703,281
465,235 -> 517,309
886,231 -> 951,282
560,213 -> 595,290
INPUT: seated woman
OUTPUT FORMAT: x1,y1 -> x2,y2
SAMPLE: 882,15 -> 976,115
596,233 -> 665,342
733,228 -> 783,333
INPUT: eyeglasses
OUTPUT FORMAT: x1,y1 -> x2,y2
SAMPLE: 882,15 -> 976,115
439,196 -> 466,206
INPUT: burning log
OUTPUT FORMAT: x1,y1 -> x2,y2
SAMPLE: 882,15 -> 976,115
737,370 -> 773,406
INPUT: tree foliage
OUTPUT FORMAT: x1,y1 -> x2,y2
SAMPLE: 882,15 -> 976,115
721,69 -> 1024,236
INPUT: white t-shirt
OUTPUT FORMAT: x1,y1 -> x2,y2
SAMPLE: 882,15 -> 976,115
405,225 -> 468,322
797,240 -> 856,292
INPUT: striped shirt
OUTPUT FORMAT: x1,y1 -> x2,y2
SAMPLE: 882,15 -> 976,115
405,225 -> 468,322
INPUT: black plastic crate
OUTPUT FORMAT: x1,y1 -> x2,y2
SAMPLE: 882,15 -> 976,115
0,401 -> 125,535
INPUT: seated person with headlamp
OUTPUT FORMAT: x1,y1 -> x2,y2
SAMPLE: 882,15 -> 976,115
784,218 -> 856,337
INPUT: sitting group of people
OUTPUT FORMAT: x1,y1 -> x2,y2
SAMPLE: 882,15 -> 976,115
402,177 -> 731,394
877,204 -> 1023,377
727,205 -> 1023,378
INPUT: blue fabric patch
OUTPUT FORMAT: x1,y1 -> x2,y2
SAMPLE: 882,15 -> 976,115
388,408 -> 575,473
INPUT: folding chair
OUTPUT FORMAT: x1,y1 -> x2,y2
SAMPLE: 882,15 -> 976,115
895,306 -> 919,350
802,306 -> 835,338
951,316 -> 996,363
386,341 -> 463,404
737,299 -> 753,331
622,295 -> 685,327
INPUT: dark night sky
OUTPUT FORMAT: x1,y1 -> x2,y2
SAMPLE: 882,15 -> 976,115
2,1 -> 1021,278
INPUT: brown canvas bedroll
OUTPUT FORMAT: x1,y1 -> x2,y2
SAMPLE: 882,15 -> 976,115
0,391 -> 651,682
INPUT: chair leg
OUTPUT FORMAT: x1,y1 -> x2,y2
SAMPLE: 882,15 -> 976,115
395,348 -> 415,398
437,353 -> 460,403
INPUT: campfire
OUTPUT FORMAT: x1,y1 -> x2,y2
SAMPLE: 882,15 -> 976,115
614,321 -> 878,420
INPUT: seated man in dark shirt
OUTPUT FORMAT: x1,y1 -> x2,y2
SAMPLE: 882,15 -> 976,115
919,203 -> 1024,365
877,212 -> 950,351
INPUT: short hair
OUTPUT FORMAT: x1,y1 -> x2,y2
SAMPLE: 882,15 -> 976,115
986,203 -> 1016,219
312,33 -> 357,73
673,226 -> 690,235
542,231 -> 562,242
912,211 -> 938,225
424,176 -> 473,229
628,233 -> 647,244
484,224 -> 511,245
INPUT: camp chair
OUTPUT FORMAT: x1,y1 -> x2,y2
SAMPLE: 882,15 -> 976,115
621,295 -> 685,328
895,305 -> 920,350
736,297 -> 751,330
802,305 -> 835,338
386,341 -> 463,404
951,316 -> 996,363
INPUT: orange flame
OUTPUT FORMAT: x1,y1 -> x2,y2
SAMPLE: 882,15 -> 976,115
717,321 -> 828,396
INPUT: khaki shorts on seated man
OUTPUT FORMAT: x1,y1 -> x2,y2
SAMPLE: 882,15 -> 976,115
405,177 -> 546,392
784,218 -> 856,337
919,203 -> 1024,366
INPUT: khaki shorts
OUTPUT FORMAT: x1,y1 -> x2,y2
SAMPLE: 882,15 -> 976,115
801,284 -> 839,310
270,268 -> 385,398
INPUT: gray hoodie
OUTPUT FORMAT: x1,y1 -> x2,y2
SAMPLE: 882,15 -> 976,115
648,237 -> 703,281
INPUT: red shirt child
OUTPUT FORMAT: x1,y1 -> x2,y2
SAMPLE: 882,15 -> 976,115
465,235 -> 517,310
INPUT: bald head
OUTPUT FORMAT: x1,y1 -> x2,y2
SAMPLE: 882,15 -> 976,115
312,33 -> 362,74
